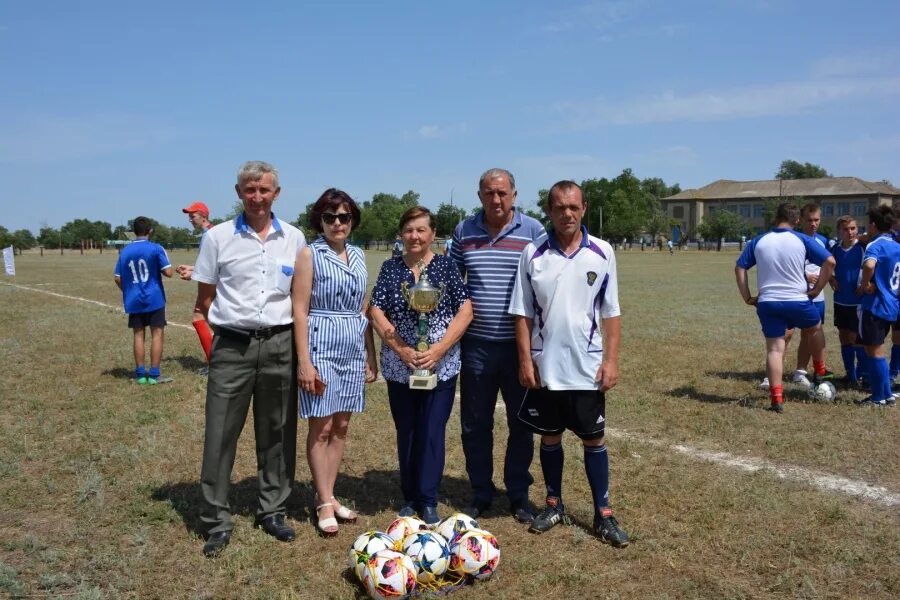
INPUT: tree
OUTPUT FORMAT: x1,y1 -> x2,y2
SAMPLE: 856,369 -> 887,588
435,203 -> 467,237
776,160 -> 830,180
697,208 -> 746,250
354,191 -> 420,243
11,229 -> 37,252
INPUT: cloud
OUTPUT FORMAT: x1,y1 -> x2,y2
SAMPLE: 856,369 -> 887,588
0,112 -> 179,163
404,122 -> 468,140
635,145 -> 698,167
542,0 -> 644,33
513,153 -> 611,182
811,53 -> 900,78
552,76 -> 900,129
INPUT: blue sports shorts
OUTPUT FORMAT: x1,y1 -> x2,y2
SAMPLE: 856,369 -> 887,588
756,300 -> 821,338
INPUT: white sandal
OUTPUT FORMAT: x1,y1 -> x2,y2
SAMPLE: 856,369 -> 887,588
315,502 -> 338,536
332,496 -> 358,523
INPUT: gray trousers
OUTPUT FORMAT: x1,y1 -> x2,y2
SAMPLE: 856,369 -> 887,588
200,327 -> 298,534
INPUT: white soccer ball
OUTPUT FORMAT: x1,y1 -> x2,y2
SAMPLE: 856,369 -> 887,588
434,512 -> 479,544
401,530 -> 451,584
385,515 -> 429,543
448,528 -> 500,581
808,380 -> 837,403
361,549 -> 418,600
349,531 -> 397,581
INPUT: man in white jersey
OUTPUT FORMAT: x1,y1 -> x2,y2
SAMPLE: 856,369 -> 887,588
735,203 -> 835,413
509,180 -> 629,547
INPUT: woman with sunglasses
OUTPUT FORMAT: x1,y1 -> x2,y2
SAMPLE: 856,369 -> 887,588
292,188 -> 377,536
369,206 -> 473,524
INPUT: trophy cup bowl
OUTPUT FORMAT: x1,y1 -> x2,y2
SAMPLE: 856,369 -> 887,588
401,264 -> 446,390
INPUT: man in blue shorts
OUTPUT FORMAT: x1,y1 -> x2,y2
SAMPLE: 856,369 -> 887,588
856,205 -> 900,407
735,203 -> 835,412
510,180 -> 629,547
830,216 -> 867,386
450,168 -> 546,523
114,216 -> 174,384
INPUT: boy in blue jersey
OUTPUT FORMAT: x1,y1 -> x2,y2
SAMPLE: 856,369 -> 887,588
735,203 -> 836,412
856,206 -> 900,407
830,216 -> 868,386
888,207 -> 900,381
114,216 -> 174,384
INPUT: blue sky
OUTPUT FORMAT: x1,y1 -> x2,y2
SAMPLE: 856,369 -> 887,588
1,0 -> 898,232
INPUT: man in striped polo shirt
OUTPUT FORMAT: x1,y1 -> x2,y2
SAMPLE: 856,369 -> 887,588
450,168 -> 546,523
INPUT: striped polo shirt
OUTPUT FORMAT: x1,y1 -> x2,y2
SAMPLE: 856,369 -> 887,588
450,207 -> 546,341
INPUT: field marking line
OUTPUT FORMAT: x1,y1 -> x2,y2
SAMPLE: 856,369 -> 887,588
0,282 -> 194,331
608,427 -> 900,507
5,281 -> 898,507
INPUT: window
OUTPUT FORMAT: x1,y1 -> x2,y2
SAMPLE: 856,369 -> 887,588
837,202 -> 849,215
822,204 -> 833,217
740,205 -> 751,218
673,206 -> 684,219
853,202 -> 867,216
753,204 -> 764,218
726,204 -> 737,213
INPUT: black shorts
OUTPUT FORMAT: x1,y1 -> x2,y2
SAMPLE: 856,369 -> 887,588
517,388 -> 606,441
128,307 -> 166,329
893,312 -> 900,331
859,310 -> 890,347
833,304 -> 860,332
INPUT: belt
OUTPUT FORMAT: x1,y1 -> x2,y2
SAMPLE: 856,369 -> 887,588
216,323 -> 293,341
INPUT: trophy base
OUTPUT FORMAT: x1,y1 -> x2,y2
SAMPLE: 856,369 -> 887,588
408,373 -> 437,390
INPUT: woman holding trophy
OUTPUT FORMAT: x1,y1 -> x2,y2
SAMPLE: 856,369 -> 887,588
292,188 -> 378,536
369,206 -> 472,524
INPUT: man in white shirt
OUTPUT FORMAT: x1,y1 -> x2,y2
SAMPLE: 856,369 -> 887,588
509,180 -> 629,547
192,161 -> 306,557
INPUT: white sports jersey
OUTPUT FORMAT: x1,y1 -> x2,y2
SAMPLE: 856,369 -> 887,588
509,228 -> 620,390
735,228 -> 831,303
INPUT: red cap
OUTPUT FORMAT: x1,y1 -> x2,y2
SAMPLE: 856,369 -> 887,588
182,202 -> 210,218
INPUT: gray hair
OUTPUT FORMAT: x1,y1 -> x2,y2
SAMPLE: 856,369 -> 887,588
237,160 -> 280,188
479,168 -> 516,190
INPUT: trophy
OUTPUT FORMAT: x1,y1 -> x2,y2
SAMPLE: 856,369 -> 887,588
401,261 -> 446,390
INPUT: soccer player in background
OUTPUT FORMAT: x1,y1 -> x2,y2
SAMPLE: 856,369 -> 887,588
830,216 -> 868,386
735,203 -> 835,412
114,216 -> 174,384
855,205 -> 900,407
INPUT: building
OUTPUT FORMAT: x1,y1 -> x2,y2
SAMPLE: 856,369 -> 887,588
661,177 -> 900,239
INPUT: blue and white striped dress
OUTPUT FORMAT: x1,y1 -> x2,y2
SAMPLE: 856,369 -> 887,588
299,237 -> 369,418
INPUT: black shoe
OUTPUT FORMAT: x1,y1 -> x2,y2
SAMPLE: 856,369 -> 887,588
255,514 -> 295,542
529,497 -> 565,533
398,502 -> 417,518
855,396 -> 888,407
202,531 -> 231,557
510,499 -> 535,524
594,509 -> 629,548
421,505 -> 441,525
464,500 -> 491,519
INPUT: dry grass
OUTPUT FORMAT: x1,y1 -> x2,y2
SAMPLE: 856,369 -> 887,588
0,248 -> 897,599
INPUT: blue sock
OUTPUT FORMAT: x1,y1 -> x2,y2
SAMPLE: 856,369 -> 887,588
540,442 -> 564,500
148,366 -> 160,379
891,346 -> 900,378
870,357 -> 887,401
135,365 -> 146,378
840,344 -> 856,381
880,358 -> 892,400
583,445 -> 610,513
855,347 -> 868,380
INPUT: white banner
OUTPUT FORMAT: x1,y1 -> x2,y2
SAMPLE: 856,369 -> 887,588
3,246 -> 14,276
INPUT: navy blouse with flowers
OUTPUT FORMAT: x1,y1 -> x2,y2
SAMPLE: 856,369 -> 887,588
371,254 -> 469,383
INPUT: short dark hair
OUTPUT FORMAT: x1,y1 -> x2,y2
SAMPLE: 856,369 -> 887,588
308,188 -> 362,233
800,203 -> 821,217
835,215 -> 856,231
133,216 -> 153,236
868,205 -> 894,233
398,206 -> 436,232
545,180 -> 584,213
774,203 -> 800,226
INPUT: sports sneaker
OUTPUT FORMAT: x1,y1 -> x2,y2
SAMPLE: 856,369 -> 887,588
855,396 -> 887,407
146,377 -> 159,385
758,377 -> 770,390
136,377 -> 148,385
768,401 -> 784,413
594,508 -> 629,548
885,395 -> 897,407
791,370 -> 812,388
398,502 -> 417,518
816,369 -> 836,380
529,497 -> 566,534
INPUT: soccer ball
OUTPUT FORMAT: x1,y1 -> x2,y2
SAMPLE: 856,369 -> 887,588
349,531 -> 397,581
361,549 -> 418,600
808,380 -> 837,403
385,515 -> 429,543
434,512 -> 479,544
401,530 -> 451,584
448,528 -> 500,581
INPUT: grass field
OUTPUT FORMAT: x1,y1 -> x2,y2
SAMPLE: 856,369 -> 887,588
0,248 -> 898,599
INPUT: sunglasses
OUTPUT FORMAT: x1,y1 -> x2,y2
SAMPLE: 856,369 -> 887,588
322,212 -> 352,225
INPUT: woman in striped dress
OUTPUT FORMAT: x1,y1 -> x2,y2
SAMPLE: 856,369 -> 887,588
292,188 -> 377,536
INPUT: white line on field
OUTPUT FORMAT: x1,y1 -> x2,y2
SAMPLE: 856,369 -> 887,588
608,428 -> 900,507
4,281 -> 897,507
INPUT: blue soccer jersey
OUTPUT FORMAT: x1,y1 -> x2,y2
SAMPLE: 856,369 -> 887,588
832,241 -> 866,306
860,234 -> 900,322
114,240 -> 171,314
736,228 -> 832,303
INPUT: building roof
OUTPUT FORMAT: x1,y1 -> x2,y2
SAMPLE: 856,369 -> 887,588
663,177 -> 900,201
